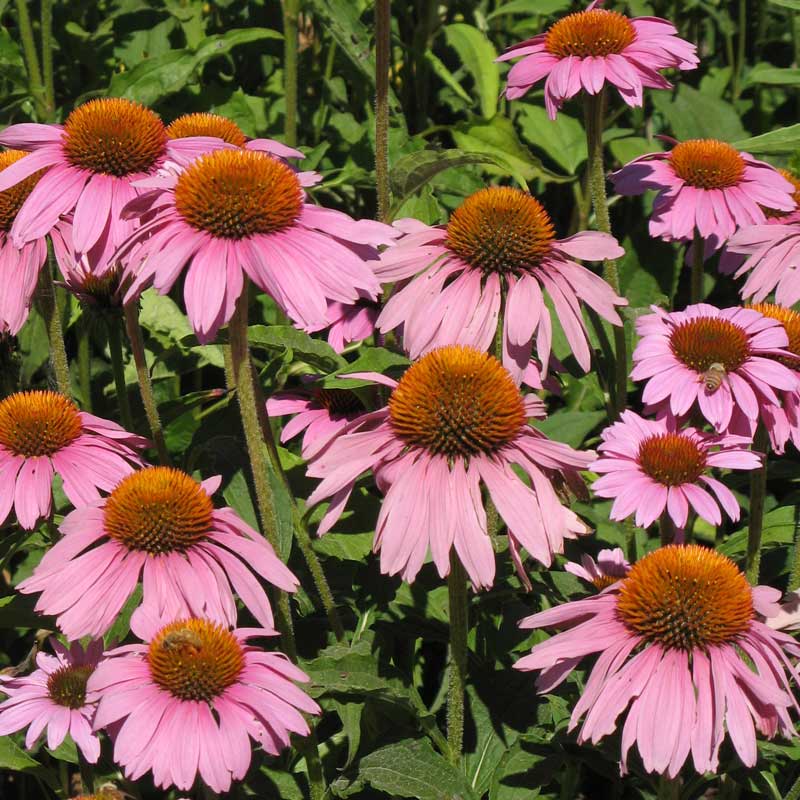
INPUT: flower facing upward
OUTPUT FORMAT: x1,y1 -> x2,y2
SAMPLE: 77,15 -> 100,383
0,639 -> 103,762
592,410 -> 760,529
0,150 -> 48,334
611,139 -> 796,251
0,98 -> 219,271
267,381 -> 365,459
376,187 -> 626,381
0,390 -> 147,529
18,466 -> 298,640
516,544 -> 800,776
87,616 -> 320,793
305,345 -> 592,589
631,304 -> 798,434
564,547 -> 630,590
497,1 -> 698,118
118,148 -> 395,343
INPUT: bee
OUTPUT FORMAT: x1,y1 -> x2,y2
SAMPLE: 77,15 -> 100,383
160,628 -> 203,654
701,362 -> 726,393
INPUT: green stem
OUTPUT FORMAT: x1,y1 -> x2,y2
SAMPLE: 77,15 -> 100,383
657,776 -> 681,800
690,229 -> 704,304
784,774 -> 800,800
107,317 -> 134,433
660,512 -> 675,547
733,0 -> 746,101
283,0 -> 300,147
35,254 -> 71,397
746,425 -> 770,583
77,752 -> 94,795
788,515 -> 800,591
40,0 -> 54,117
446,554 -> 468,765
375,0 -> 391,222
623,519 -> 637,562
77,318 -> 92,412
229,293 -> 345,641
123,302 -> 170,463
295,730 -> 326,800
14,0 -> 46,119
583,90 -> 627,416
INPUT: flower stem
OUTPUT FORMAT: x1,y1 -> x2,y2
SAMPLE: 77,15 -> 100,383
583,90 -> 627,416
660,512 -> 675,547
746,424 -> 769,584
283,0 -> 300,147
35,254 -> 71,397
446,553 -> 469,765
657,776 -> 680,800
14,0 -> 46,120
77,318 -> 92,412
106,317 -> 134,433
690,229 -> 704,304
226,290 -> 345,640
123,301 -> 170,463
375,0 -> 391,222
40,0 -> 54,117
77,752 -> 94,795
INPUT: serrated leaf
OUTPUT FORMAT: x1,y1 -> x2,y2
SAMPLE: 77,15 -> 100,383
357,739 -> 479,800
733,124 -> 800,155
720,505 -> 798,559
109,28 -> 281,105
313,532 -> 374,561
246,325 -> 346,373
442,24 -> 499,119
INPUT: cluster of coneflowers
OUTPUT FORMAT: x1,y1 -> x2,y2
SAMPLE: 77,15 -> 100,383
2,0 -> 800,795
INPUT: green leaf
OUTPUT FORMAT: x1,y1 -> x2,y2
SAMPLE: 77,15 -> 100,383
651,85 -> 748,142
534,411 -> 605,448
332,700 -> 363,768
733,124 -> 800,155
452,117 -> 572,187
109,28 -> 282,106
517,105 -> 586,174
389,148 -> 513,218
488,0 -> 571,18
246,325 -> 346,374
745,65 -> 800,87
0,593 -> 53,629
442,24 -> 499,119
356,739 -> 479,800
0,736 -> 40,770
769,0 -> 800,9
721,505 -> 799,558
424,50 -> 472,104
313,532 -> 374,561
324,347 -> 409,389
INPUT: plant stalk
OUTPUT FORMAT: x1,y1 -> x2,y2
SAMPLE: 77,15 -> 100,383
657,776 -> 681,800
106,318 -> 134,433
660,512 -> 676,547
583,90 -> 627,416
446,554 -> 469,765
690,229 -> 704,304
40,0 -> 54,117
35,255 -> 71,397
14,0 -> 46,119
123,302 -> 170,462
77,319 -> 92,412
746,424 -> 770,583
375,0 -> 391,222
283,0 -> 300,147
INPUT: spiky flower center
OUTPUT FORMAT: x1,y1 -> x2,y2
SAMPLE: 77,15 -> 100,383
670,140 -> 745,190
669,317 -> 750,373
748,303 -> 800,369
545,9 -> 636,58
763,169 -> 800,219
445,187 -> 555,275
315,387 -> 363,416
175,149 -> 302,239
166,112 -> 247,147
148,618 -> 244,702
104,467 -> 213,555
592,574 -> 621,591
617,544 -> 753,650
63,98 -> 167,177
637,433 -> 706,486
0,150 -> 46,232
388,345 -> 526,458
47,663 -> 94,709
0,391 -> 82,457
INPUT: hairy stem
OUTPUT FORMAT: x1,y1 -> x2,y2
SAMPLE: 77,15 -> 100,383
746,425 -> 770,583
106,318 -> 134,433
446,554 -> 469,765
123,302 -> 170,462
583,90 -> 627,416
14,0 -> 46,119
40,0 -> 54,117
690,229 -> 704,304
35,255 -> 70,397
375,0 -> 391,222
77,319 -> 92,412
283,0 -> 300,147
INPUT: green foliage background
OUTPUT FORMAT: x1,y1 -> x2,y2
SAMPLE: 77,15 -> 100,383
3,1 -> 800,798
